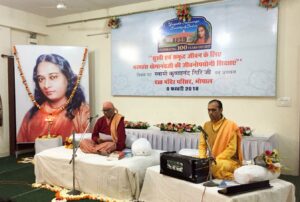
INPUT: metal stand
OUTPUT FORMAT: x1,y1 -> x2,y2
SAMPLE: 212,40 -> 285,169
67,131 -> 81,195
68,115 -> 98,195
199,126 -> 219,187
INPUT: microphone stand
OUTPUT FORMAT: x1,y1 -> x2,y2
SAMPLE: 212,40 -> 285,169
68,116 -> 95,195
200,126 -> 218,187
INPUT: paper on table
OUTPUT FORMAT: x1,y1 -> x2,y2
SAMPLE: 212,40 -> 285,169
99,133 -> 113,141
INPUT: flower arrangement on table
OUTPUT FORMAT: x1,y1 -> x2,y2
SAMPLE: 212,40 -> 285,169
254,149 -> 281,173
176,4 -> 192,22
239,126 -> 253,136
37,134 -> 61,139
259,0 -> 279,9
107,16 -> 120,29
156,122 -> 200,133
125,121 -> 150,129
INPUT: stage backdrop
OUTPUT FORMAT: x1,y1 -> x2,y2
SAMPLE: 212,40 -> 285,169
14,45 -> 90,143
111,0 -> 278,96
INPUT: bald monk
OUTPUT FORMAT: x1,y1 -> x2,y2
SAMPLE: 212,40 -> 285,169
198,99 -> 243,180
80,101 -> 126,155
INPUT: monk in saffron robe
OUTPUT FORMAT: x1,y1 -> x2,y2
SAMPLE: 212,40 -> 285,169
80,101 -> 126,154
199,99 -> 243,180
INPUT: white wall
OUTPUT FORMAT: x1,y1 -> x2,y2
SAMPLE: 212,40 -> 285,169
0,26 -> 11,157
0,0 -> 299,175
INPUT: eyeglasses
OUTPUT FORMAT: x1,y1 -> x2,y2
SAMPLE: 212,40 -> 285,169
102,108 -> 113,112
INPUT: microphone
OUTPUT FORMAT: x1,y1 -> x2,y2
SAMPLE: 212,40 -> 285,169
198,125 -> 208,140
199,125 -> 216,164
88,114 -> 99,122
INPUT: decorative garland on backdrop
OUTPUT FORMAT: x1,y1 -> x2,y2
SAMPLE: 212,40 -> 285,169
259,0 -> 279,9
108,16 -> 120,29
176,4 -> 192,22
13,46 -> 87,116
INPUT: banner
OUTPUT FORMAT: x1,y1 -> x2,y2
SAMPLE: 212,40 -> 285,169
14,45 -> 90,143
111,0 -> 278,96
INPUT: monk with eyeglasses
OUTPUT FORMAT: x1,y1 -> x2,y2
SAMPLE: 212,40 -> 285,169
80,101 -> 126,155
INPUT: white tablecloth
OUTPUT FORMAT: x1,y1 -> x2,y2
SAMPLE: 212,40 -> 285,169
35,136 -> 62,154
242,134 -> 278,161
72,130 -> 278,161
126,129 -> 278,161
126,129 -> 199,152
34,146 -> 161,200
139,165 -> 295,202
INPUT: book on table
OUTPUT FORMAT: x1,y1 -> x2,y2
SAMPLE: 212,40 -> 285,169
107,151 -> 125,161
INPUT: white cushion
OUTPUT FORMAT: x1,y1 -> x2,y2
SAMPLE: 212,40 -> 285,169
131,138 -> 152,156
234,165 -> 280,184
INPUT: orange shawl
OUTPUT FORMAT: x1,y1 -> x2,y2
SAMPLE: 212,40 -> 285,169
110,113 -> 123,143
199,118 -> 243,163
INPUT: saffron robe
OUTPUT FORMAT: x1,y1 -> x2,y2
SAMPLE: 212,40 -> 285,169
80,114 -> 126,154
198,117 -> 243,180
17,103 -> 90,143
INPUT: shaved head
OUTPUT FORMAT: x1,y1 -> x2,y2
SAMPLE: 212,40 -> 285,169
103,101 -> 114,109
102,101 -> 116,119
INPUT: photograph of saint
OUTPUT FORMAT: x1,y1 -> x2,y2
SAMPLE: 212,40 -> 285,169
14,45 -> 90,143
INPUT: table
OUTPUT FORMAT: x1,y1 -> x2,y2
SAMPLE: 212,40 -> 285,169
126,129 -> 198,152
35,136 -> 62,153
35,146 -> 161,200
139,165 -> 295,202
242,134 -> 278,161
72,130 -> 278,161
126,129 -> 278,160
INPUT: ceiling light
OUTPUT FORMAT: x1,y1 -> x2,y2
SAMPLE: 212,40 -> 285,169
56,2 -> 66,9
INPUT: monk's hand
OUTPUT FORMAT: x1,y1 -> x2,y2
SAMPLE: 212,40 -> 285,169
208,156 -> 217,165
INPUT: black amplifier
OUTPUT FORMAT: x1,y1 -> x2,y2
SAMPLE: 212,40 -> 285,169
160,151 -> 209,183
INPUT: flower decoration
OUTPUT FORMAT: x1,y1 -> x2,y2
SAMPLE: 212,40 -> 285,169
108,16 -> 120,29
239,126 -> 253,136
259,0 -> 279,9
38,134 -> 60,139
176,4 -> 192,22
254,149 -> 281,173
64,137 -> 73,149
125,121 -> 150,129
33,183 -> 122,201
156,122 -> 200,133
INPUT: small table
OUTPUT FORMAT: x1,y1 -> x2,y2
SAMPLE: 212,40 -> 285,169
35,136 -> 63,154
139,165 -> 295,202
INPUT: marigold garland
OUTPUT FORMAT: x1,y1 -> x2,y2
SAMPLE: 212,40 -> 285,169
32,183 -> 123,202
13,46 -> 88,116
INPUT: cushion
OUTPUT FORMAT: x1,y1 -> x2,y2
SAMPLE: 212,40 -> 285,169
234,165 -> 280,184
131,138 -> 152,156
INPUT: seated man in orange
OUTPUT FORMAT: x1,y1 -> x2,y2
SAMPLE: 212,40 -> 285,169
198,99 -> 243,180
80,101 -> 126,155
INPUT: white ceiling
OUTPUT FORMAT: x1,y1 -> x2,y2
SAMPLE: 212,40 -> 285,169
0,0 -> 153,18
